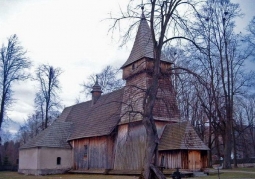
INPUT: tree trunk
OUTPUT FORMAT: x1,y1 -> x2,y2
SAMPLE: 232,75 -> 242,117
232,128 -> 237,168
223,109 -> 232,169
141,47 -> 166,179
208,117 -> 212,167
142,116 -> 159,179
0,87 -> 6,130
0,89 -> 6,144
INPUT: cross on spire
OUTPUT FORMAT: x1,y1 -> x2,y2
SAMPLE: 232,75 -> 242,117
95,75 -> 99,85
141,0 -> 145,20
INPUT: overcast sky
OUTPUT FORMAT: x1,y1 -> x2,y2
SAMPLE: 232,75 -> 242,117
0,0 -> 254,134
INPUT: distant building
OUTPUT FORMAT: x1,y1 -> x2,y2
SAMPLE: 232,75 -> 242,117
18,12 -> 209,175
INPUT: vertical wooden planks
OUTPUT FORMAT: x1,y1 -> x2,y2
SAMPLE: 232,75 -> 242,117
71,136 -> 115,170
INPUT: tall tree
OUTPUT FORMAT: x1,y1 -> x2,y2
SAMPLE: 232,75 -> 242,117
182,0 -> 255,168
111,1 -> 200,178
0,34 -> 31,143
247,16 -> 255,51
35,64 -> 62,129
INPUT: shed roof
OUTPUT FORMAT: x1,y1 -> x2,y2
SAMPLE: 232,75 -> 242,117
159,121 -> 209,151
20,121 -> 73,149
121,12 -> 170,68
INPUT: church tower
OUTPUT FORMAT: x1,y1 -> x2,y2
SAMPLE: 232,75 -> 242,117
119,11 -> 179,125
114,11 -> 180,170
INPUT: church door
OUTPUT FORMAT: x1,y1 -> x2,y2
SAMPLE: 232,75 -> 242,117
188,151 -> 201,170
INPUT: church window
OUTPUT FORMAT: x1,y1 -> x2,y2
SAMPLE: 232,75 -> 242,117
84,145 -> 88,157
57,157 -> 61,165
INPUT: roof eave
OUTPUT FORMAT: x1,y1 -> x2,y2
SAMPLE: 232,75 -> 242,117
67,126 -> 118,141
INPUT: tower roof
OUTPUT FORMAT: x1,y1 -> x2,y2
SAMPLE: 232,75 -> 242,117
91,75 -> 102,94
121,12 -> 170,68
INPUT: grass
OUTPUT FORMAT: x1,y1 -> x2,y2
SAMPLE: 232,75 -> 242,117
189,167 -> 255,179
1,169 -> 255,179
190,172 -> 255,179
0,172 -> 139,179
231,167 -> 255,172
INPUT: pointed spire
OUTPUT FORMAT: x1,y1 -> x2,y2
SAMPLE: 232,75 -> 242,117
121,8 -> 170,69
121,8 -> 154,68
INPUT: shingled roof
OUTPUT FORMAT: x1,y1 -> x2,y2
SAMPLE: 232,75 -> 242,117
20,120 -> 73,149
121,12 -> 170,68
66,88 -> 124,140
20,88 -> 124,149
158,121 -> 209,151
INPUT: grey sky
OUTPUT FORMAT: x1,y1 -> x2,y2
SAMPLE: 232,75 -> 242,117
0,0 -> 254,134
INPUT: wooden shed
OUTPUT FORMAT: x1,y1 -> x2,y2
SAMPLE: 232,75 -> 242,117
158,122 -> 209,170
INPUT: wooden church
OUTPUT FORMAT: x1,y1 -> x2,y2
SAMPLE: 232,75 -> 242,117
18,12 -> 209,175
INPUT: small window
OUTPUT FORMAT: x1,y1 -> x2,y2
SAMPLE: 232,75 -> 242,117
160,156 -> 165,167
84,145 -> 88,157
57,157 -> 61,165
132,63 -> 135,70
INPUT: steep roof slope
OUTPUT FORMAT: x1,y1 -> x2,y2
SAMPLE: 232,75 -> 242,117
20,88 -> 124,149
66,88 -> 124,140
20,120 -> 73,149
159,121 -> 209,151
121,13 -> 170,68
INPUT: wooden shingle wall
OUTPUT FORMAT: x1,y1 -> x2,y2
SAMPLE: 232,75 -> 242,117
120,72 -> 147,124
120,58 -> 179,124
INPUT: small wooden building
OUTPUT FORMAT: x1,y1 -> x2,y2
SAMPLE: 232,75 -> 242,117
158,122 -> 209,170
19,11 -> 209,175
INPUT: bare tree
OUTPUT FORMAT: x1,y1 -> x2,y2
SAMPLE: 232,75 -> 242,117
0,34 -> 31,143
0,139 -> 19,167
82,65 -> 125,98
247,16 -> 255,52
16,112 -> 42,145
177,0 -> 255,168
111,1 -> 201,178
235,95 -> 255,159
200,1 -> 248,168
35,64 -> 62,129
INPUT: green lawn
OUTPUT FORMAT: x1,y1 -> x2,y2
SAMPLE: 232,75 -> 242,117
0,172 -> 139,179
190,172 -> 255,179
1,170 -> 255,179
190,168 -> 255,179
